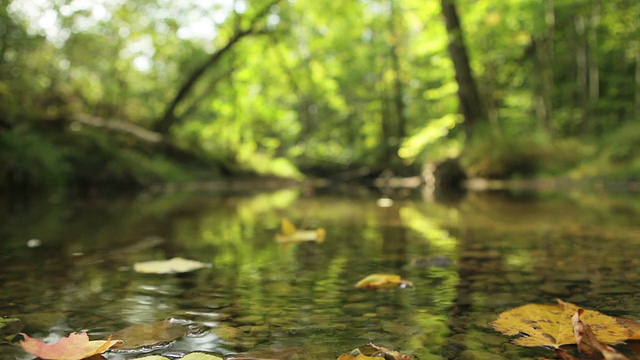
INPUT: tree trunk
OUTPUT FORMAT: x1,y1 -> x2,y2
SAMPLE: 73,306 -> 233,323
636,41 -> 640,118
588,2 -> 600,103
440,0 -> 485,138
378,0 -> 407,169
534,0 -> 555,133
575,14 -> 588,113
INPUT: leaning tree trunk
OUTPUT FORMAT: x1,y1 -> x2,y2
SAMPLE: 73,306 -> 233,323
440,0 -> 485,138
154,0 -> 281,135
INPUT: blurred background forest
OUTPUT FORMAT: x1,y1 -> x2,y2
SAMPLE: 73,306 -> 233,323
1,0 -> 639,194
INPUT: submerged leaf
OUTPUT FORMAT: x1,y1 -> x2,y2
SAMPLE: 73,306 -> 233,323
0,317 -> 23,339
20,332 -> 120,360
133,257 -> 211,274
355,274 -> 413,290
493,299 -> 640,348
110,320 -> 186,352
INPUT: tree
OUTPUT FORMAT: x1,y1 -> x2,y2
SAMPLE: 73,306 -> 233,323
439,0 -> 485,138
154,0 -> 282,135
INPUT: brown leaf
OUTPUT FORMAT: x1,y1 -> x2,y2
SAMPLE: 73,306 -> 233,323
554,348 -> 579,360
572,309 -> 631,360
368,342 -> 414,360
336,343 -> 413,360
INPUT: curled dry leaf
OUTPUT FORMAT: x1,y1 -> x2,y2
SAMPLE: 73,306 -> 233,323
554,348 -> 580,360
355,274 -> 413,290
20,332 -> 121,360
337,342 -> 413,360
572,308 -> 631,360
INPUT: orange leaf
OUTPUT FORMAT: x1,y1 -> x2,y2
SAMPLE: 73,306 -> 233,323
20,332 -> 121,360
355,274 -> 413,290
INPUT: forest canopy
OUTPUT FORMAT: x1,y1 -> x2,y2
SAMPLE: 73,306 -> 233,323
1,0 -> 639,193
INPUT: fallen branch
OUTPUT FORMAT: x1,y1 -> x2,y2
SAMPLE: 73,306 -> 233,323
71,113 -> 163,143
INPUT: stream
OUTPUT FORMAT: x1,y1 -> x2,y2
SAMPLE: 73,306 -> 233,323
2,186 -> 640,359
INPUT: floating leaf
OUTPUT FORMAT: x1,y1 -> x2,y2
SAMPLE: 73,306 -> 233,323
133,257 -> 211,274
493,299 -> 640,347
355,274 -> 413,290
280,218 -> 297,235
110,320 -> 186,352
20,332 -> 121,360
337,343 -> 413,360
275,218 -> 326,243
135,353 -> 223,360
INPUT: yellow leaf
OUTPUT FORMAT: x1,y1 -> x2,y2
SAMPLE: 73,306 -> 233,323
354,274 -> 413,290
275,219 -> 325,243
493,299 -> 640,348
280,218 -> 297,235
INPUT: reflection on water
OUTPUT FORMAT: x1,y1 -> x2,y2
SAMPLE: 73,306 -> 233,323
2,188 -> 640,359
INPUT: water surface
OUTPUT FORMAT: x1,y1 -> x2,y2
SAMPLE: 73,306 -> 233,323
2,187 -> 640,359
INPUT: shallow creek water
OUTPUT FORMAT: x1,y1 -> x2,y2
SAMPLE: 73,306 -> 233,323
2,187 -> 640,359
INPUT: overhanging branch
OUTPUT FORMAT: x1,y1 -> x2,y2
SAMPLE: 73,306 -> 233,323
154,0 -> 282,134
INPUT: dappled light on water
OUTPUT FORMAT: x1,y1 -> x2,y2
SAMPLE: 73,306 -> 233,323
2,189 -> 640,359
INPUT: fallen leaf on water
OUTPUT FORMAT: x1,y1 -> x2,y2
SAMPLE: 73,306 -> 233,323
110,319 -> 186,352
355,274 -> 413,290
20,332 -> 121,360
572,308 -> 630,359
135,353 -> 222,360
493,299 -> 640,348
133,257 -> 211,274
275,218 -> 326,243
337,342 -> 413,360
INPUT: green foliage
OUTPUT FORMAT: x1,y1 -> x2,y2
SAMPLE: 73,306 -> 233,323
573,122 -> 640,181
0,129 -> 70,190
62,127 -> 195,189
399,114 -> 463,165
2,0 -> 640,191
461,126 -> 586,179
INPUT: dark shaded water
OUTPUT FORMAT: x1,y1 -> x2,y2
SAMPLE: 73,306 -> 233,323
2,187 -> 640,359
